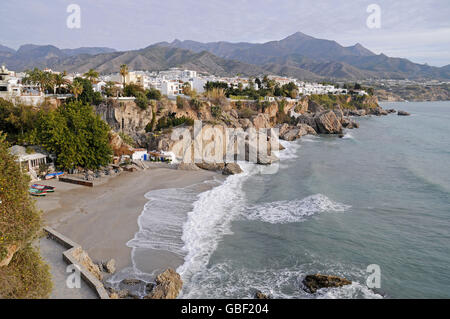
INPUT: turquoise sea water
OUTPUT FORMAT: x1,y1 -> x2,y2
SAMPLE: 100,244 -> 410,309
127,101 -> 450,299
177,101 -> 450,299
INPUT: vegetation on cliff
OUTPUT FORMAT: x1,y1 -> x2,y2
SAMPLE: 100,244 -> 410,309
0,133 -> 52,298
308,94 -> 378,110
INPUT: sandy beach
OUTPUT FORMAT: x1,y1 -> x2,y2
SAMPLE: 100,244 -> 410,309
36,167 -> 219,273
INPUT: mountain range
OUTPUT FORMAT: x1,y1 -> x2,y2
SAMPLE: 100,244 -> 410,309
1,32 -> 449,81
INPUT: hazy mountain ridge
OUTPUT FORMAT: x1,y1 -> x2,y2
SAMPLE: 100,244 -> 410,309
160,32 -> 450,80
1,32 -> 449,80
0,44 -> 267,76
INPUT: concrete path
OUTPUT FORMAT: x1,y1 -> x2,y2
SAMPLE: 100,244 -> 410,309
39,237 -> 97,299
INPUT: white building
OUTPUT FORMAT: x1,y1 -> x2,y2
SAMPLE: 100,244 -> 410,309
161,80 -> 182,96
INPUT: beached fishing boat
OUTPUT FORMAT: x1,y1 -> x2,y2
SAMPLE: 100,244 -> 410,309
31,184 -> 55,192
29,188 -> 47,197
45,172 -> 64,180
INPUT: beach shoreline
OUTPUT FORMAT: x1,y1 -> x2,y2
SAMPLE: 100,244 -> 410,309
36,167 -> 220,275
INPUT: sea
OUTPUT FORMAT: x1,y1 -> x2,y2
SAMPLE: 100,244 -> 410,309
123,101 -> 450,299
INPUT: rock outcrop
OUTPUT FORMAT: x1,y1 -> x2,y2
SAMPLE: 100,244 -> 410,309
71,247 -> 103,281
196,162 -> 225,172
109,130 -> 134,157
105,259 -> 116,274
254,290 -> 271,299
397,110 -> 411,116
144,268 -> 183,299
280,124 -> 317,141
222,163 -> 243,175
177,163 -> 200,171
315,111 -> 343,134
302,274 -> 352,293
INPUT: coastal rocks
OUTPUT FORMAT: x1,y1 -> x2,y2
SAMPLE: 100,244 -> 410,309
254,290 -> 271,299
71,247 -> 103,281
307,100 -> 325,113
314,111 -> 343,134
177,163 -> 200,171
296,114 -> 319,132
346,109 -> 367,117
106,286 -> 140,299
144,268 -> 183,299
108,130 -> 134,156
397,110 -> 411,116
251,113 -> 271,129
386,109 -> 397,114
222,163 -> 243,175
196,162 -> 225,172
341,117 -> 359,129
104,259 -> 116,274
368,107 -> 388,116
280,124 -> 317,141
302,274 -> 352,293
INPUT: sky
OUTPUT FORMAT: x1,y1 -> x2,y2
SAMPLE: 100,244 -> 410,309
1,0 -> 450,66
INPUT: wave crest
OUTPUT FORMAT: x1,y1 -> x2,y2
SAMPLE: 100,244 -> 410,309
246,194 -> 350,224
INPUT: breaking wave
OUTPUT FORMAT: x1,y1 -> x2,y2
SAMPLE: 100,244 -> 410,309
245,194 -> 351,224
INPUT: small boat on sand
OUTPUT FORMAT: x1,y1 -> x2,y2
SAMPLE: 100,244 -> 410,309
29,188 -> 47,197
45,172 -> 64,180
31,184 -> 55,192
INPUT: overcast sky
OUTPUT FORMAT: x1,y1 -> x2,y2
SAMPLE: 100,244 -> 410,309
2,0 -> 449,66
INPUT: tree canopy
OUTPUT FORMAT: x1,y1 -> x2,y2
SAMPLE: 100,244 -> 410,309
36,100 -> 112,170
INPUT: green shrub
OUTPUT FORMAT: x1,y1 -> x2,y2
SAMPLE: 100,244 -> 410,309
238,107 -> 257,119
146,88 -> 162,101
0,133 -> 52,299
190,98 -> 202,110
0,245 -> 52,299
156,114 -> 194,131
211,105 -> 222,118
119,132 -> 136,147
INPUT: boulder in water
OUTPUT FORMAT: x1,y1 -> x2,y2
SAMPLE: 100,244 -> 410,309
254,290 -> 271,299
397,110 -> 411,116
314,111 -> 343,134
302,274 -> 352,293
144,268 -> 183,299
223,163 -> 243,175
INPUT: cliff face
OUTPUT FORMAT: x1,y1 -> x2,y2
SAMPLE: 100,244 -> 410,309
98,94 -> 381,152
96,99 -> 153,138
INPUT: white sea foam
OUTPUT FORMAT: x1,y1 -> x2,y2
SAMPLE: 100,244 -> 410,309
342,132 -> 355,140
182,261 -> 383,299
127,187 -> 198,256
278,140 -> 301,161
177,163 -> 254,284
245,194 -> 350,224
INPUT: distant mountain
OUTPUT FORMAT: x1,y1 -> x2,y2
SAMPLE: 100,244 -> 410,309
1,33 -> 449,81
160,32 -> 450,80
62,47 -> 116,56
8,44 -> 267,77
0,45 -> 117,71
0,44 -> 15,54
0,45 -> 15,59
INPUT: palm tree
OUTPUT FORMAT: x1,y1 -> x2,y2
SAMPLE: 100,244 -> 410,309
53,73 -> 68,94
83,69 -> 99,83
70,81 -> 83,100
23,68 -> 45,93
120,64 -> 128,87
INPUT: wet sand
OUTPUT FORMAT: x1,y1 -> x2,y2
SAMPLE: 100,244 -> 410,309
36,168 -> 218,272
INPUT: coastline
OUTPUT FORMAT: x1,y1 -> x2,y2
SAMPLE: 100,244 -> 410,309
36,167 -> 219,274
